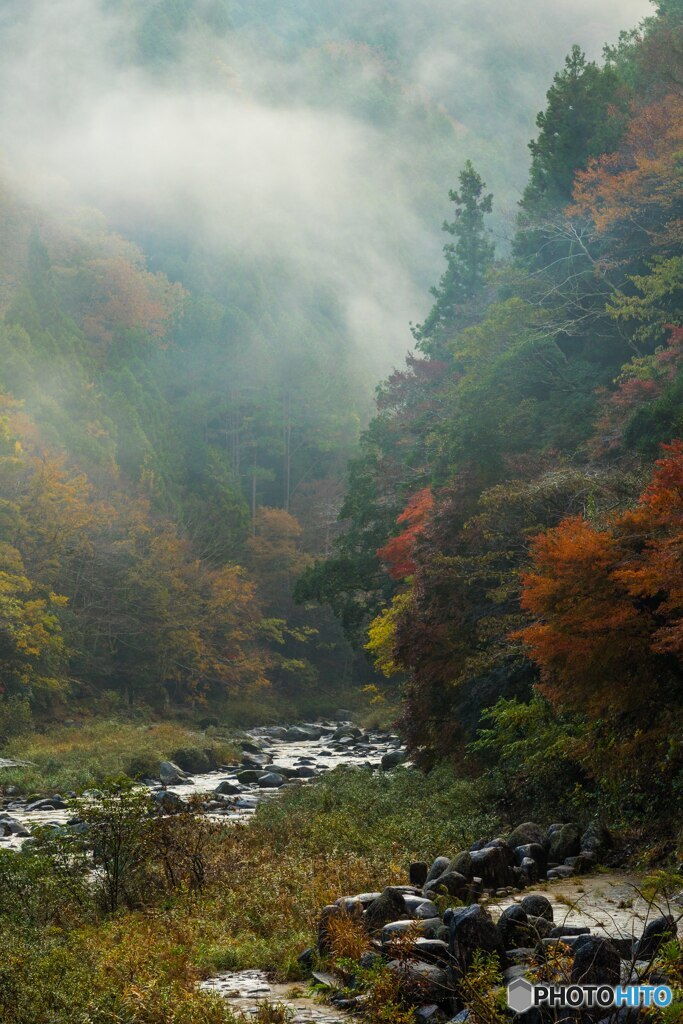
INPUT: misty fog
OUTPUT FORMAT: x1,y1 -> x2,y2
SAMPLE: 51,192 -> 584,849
0,0 -> 652,371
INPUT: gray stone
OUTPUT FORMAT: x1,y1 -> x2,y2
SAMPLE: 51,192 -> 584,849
425,857 -> 451,888
159,761 -> 189,785
364,887 -> 408,931
525,915 -> 554,941
547,823 -> 581,863
633,915 -> 677,960
412,938 -> 451,964
236,769 -> 267,784
425,871 -> 469,902
469,844 -> 513,889
257,772 -> 285,788
215,780 -> 241,795
151,790 -> 187,811
568,850 -> 597,874
507,823 -> 546,849
519,894 -> 553,922
294,766 -> 318,779
549,925 -> 590,938
448,851 -> 474,879
381,749 -> 406,770
547,865 -> 575,880
513,843 -> 546,873
382,919 -> 438,943
386,960 -> 450,1002
580,821 -> 612,860
445,904 -> 506,972
497,905 -> 529,949
519,857 -> 539,885
571,936 -> 620,985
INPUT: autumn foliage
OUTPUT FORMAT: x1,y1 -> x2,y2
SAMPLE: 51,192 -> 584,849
518,442 -> 683,718
376,487 -> 433,579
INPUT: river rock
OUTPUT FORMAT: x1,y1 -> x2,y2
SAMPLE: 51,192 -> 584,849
0,814 -> 30,837
547,823 -> 581,862
364,887 -> 408,931
172,747 -> 216,773
215,780 -> 241,795
412,938 -> 451,964
519,857 -> 539,885
381,749 -> 406,770
26,796 -> 68,811
469,845 -> 513,889
571,936 -> 620,985
285,726 -> 323,742
547,865 -> 575,879
257,772 -> 285,788
425,871 -> 469,902
159,761 -> 189,785
507,823 -> 546,849
386,960 -> 451,1003
520,894 -> 553,922
497,905 -> 529,948
448,851 -> 474,879
633,915 -> 677,960
152,790 -> 187,811
580,822 -> 612,860
425,857 -> 451,889
236,769 -> 266,784
294,766 -> 318,778
445,904 -> 506,972
513,843 -> 546,872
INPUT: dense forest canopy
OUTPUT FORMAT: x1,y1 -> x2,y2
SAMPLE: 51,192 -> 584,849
299,0 -> 683,824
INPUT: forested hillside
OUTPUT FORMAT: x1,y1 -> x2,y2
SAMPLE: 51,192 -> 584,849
300,0 -> 683,831
0,0 -> 645,727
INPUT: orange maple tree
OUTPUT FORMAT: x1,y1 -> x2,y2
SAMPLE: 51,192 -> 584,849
377,487 -> 433,580
517,442 -> 683,716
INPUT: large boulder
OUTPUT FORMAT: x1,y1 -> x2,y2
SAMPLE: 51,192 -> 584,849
425,857 -> 451,888
364,887 -> 409,931
571,936 -> 620,986
151,790 -> 187,812
215,780 -> 241,795
381,750 -> 406,770
507,823 -> 546,849
633,915 -> 677,960
519,857 -> 540,886
448,851 -> 474,879
520,894 -> 553,922
445,904 -> 506,972
236,769 -> 266,784
257,772 -> 285,788
469,845 -> 513,890
497,905 -> 529,949
513,843 -> 546,874
172,747 -> 216,773
0,814 -> 30,837
425,871 -> 469,902
386,960 -> 451,1003
159,761 -> 189,785
580,822 -> 612,860
285,726 -> 322,742
547,823 -> 581,863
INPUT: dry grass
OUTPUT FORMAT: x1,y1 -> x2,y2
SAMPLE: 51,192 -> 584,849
0,719 -> 239,793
